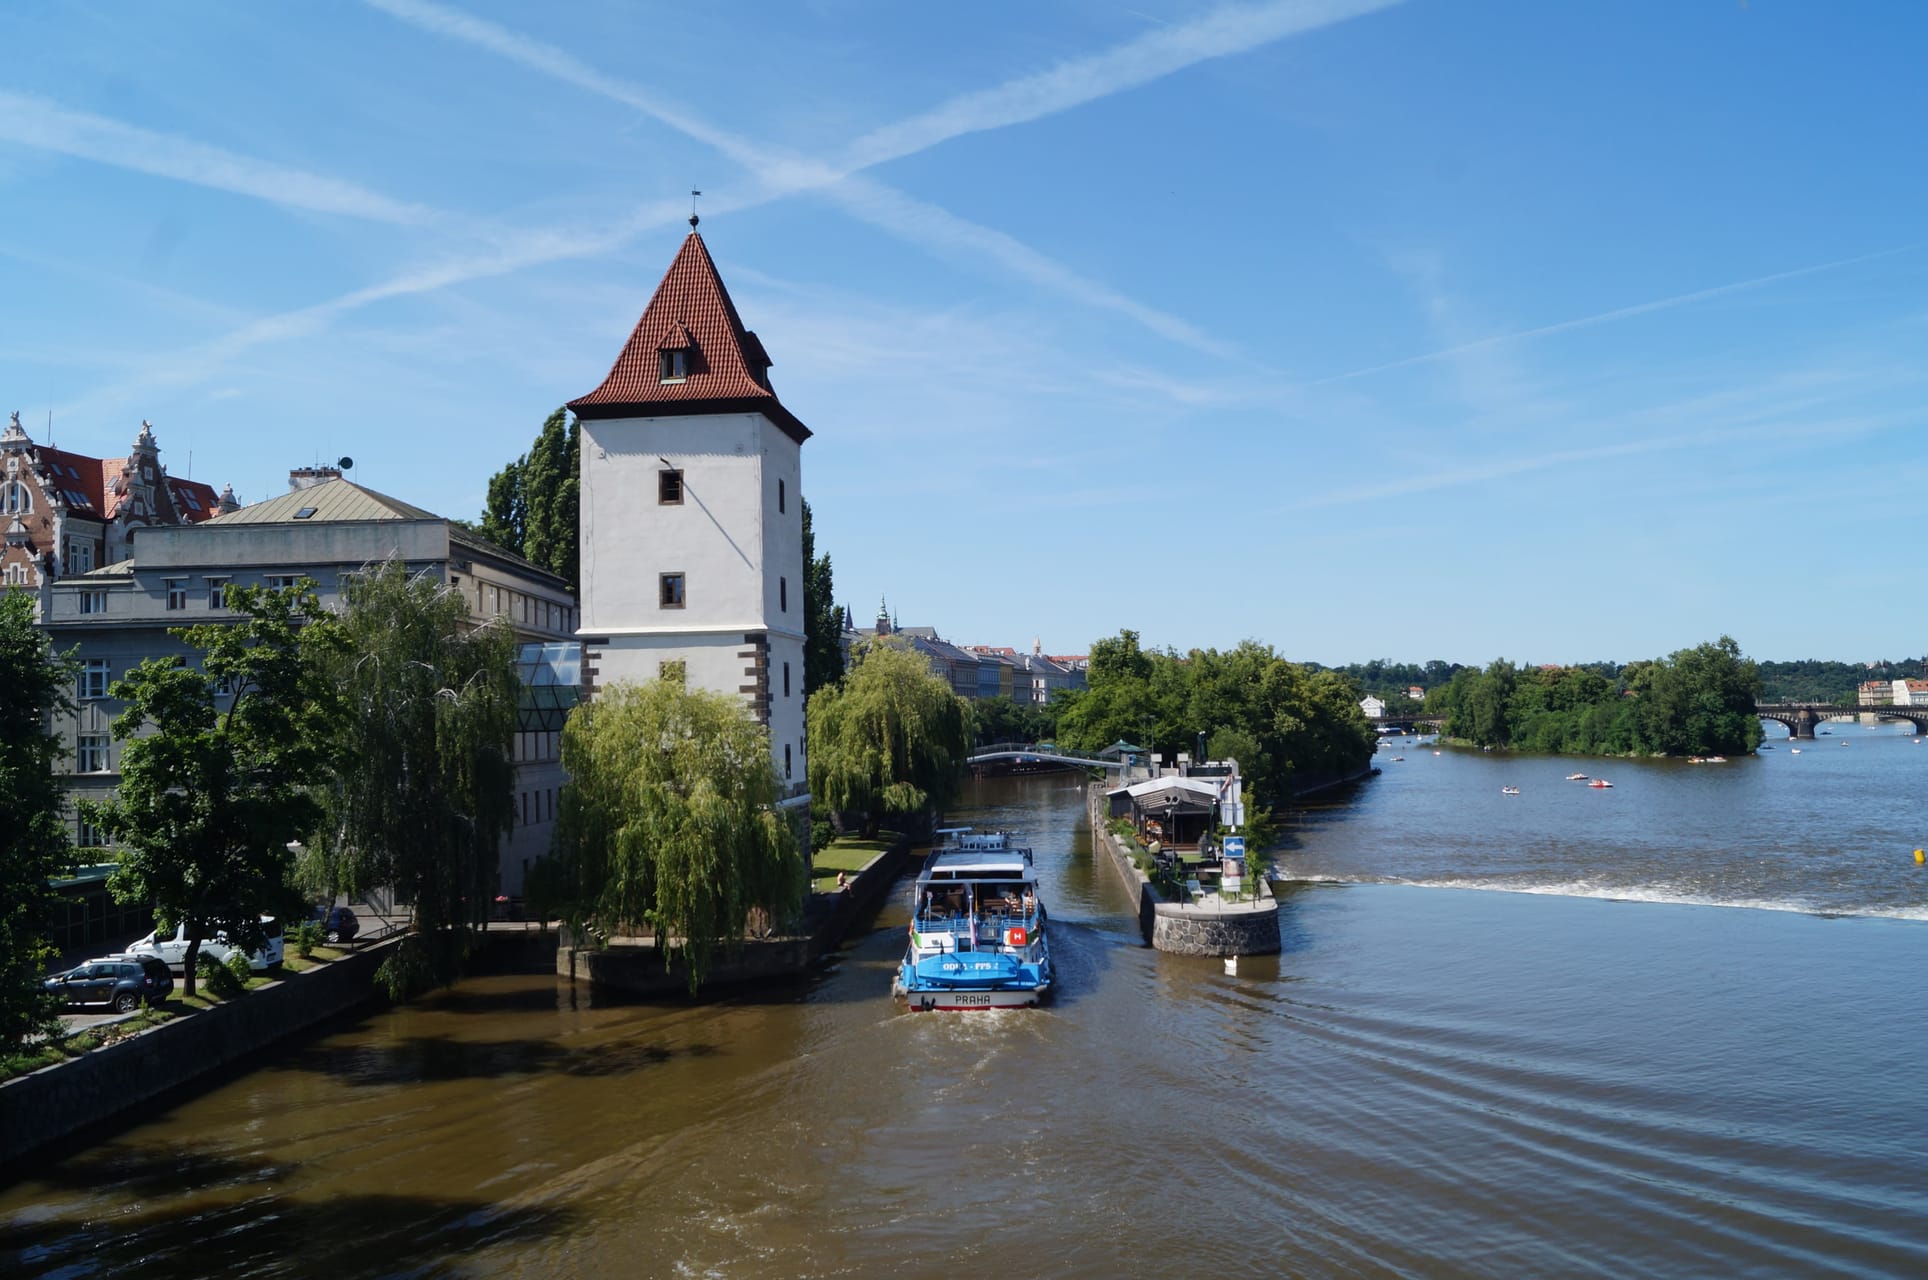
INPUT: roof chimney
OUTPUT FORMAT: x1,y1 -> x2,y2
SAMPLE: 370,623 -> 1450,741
288,465 -> 342,492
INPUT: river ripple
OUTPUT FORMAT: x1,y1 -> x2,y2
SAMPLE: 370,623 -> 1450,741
3,762 -> 1924,1278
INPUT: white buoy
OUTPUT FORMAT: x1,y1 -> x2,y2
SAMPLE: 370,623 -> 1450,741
1224,956 -> 1239,976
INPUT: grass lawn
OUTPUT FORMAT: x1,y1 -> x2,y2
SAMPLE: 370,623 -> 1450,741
809,833 -> 903,891
280,946 -> 346,972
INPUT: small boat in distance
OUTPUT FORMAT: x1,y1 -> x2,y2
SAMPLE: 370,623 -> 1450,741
1588,779 -> 1613,788
1791,748 -> 1802,755
1566,772 -> 1589,781
895,828 -> 1052,1011
1501,786 -> 1520,796
1707,755 -> 1727,763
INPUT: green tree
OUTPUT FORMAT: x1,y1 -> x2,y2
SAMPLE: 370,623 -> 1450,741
970,695 -> 1058,747
86,585 -> 341,998
309,560 -> 519,998
808,638 -> 971,837
552,676 -> 805,992
479,407 -> 579,592
801,499 -> 843,697
0,591 -> 75,1050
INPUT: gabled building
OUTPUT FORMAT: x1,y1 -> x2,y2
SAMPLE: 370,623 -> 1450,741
1,412 -> 230,599
42,470 -> 577,896
570,225 -> 811,806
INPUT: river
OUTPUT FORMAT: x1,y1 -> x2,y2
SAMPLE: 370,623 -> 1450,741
4,724 -> 1926,1277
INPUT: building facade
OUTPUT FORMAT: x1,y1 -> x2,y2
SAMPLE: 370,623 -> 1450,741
2,412 -> 231,600
570,228 -> 811,805
42,471 -> 577,896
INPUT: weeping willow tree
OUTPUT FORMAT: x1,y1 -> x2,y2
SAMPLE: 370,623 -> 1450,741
310,559 -> 519,997
551,675 -> 806,992
807,638 -> 971,837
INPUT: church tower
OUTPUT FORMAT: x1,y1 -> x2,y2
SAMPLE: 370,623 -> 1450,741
569,227 -> 811,807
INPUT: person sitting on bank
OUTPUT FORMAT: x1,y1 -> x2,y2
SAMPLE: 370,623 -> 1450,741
836,870 -> 850,892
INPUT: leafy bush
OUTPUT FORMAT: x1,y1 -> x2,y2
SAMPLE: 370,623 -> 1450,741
225,950 -> 254,988
197,952 -> 243,998
293,919 -> 324,958
810,820 -> 836,853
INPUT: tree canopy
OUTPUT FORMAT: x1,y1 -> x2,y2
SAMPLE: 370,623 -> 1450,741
308,560 -> 519,997
807,638 -> 972,837
801,499 -> 843,698
551,675 -> 805,991
1053,631 -> 1376,810
0,590 -> 74,1050
1429,636 -> 1764,756
86,584 -> 341,997
478,406 -> 579,592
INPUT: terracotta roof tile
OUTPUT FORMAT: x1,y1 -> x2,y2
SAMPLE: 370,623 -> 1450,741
569,231 -> 810,443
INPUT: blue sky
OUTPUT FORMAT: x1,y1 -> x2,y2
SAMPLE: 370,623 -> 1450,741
3,1 -> 1924,666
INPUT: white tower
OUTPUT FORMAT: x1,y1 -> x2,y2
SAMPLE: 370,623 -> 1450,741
571,227 -> 811,807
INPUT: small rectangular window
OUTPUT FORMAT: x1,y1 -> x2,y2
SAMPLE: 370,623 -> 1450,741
79,589 -> 106,615
165,579 -> 187,611
208,577 -> 230,610
659,349 -> 688,381
79,658 -> 110,700
784,661 -> 791,698
266,575 -> 300,592
778,478 -> 785,513
294,506 -> 318,519
659,469 -> 683,505
77,733 -> 108,773
660,573 -> 686,609
779,576 -> 787,612
784,744 -> 792,780
77,816 -> 104,848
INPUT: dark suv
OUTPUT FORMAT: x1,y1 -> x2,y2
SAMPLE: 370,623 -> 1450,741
45,955 -> 174,1012
306,904 -> 360,943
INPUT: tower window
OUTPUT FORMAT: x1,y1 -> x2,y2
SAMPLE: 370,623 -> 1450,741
658,469 -> 683,505
659,349 -> 688,382
660,573 -> 686,609
780,576 -> 787,612
778,479 -> 785,513
785,744 -> 793,780
783,661 -> 791,698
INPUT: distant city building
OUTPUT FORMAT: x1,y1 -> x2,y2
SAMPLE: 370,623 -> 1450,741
1895,678 -> 1928,707
846,609 -> 1087,704
1858,679 -> 1893,706
1360,694 -> 1387,718
1407,685 -> 1426,701
42,470 -> 576,896
1,412 -> 231,603
570,227 -> 810,806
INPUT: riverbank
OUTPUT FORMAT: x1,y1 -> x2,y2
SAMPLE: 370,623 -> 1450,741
555,832 -> 914,995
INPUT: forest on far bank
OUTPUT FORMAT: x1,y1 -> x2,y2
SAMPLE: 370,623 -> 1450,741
1318,655 -> 1926,706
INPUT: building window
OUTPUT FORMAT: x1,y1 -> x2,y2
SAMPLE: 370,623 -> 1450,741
266,575 -> 300,592
79,589 -> 106,615
2,563 -> 26,586
778,478 -> 785,513
779,576 -> 787,612
77,816 -> 105,848
0,481 -> 30,514
783,661 -> 791,698
77,734 -> 108,773
659,349 -> 688,382
785,744 -> 793,780
659,469 -> 683,505
208,577 -> 230,610
79,658 -> 110,699
67,540 -> 93,573
659,573 -> 685,609
165,578 -> 187,610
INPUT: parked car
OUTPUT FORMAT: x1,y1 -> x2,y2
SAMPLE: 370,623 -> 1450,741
45,955 -> 174,1012
304,904 -> 359,943
128,917 -> 285,972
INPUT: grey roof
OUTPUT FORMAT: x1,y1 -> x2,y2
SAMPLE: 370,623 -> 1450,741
81,559 -> 136,577
202,478 -> 440,526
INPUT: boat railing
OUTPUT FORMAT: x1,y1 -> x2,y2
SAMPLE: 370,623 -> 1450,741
912,907 -> 1041,942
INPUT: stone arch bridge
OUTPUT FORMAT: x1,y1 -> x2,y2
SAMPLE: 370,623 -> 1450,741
1754,703 -> 1928,739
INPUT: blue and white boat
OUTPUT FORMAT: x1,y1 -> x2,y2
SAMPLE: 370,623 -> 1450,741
894,828 -> 1052,1011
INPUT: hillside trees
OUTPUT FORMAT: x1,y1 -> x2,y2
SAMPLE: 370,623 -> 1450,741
550,675 -> 805,991
308,561 -> 520,997
808,639 -> 972,837
0,591 -> 75,1050
86,585 -> 342,998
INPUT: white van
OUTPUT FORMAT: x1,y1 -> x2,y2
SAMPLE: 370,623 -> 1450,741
128,917 -> 285,972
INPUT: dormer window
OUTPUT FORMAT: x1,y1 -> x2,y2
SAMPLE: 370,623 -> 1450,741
659,348 -> 688,382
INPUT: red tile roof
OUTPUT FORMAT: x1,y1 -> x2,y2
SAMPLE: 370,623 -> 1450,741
568,231 -> 811,443
30,446 -> 217,522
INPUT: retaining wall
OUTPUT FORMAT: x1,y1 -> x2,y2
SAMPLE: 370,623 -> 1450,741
557,834 -> 915,996
1,938 -> 398,1170
1087,785 -> 1281,957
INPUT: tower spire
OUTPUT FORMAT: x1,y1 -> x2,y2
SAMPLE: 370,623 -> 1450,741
689,188 -> 702,229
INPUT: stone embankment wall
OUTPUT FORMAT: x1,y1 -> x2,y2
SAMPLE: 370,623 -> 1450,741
557,834 -> 914,995
1087,785 -> 1281,957
0,938 -> 400,1169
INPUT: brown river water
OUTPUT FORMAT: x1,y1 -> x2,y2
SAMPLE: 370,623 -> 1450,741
4,732 -> 1926,1278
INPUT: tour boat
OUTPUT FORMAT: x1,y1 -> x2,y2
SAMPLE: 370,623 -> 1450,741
1707,755 -> 1727,763
894,828 -> 1052,1011
1588,779 -> 1613,788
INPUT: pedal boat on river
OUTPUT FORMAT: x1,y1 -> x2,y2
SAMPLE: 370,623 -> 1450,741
894,828 -> 1052,1011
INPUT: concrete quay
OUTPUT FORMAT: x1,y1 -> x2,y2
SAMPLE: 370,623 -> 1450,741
1086,785 -> 1281,957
